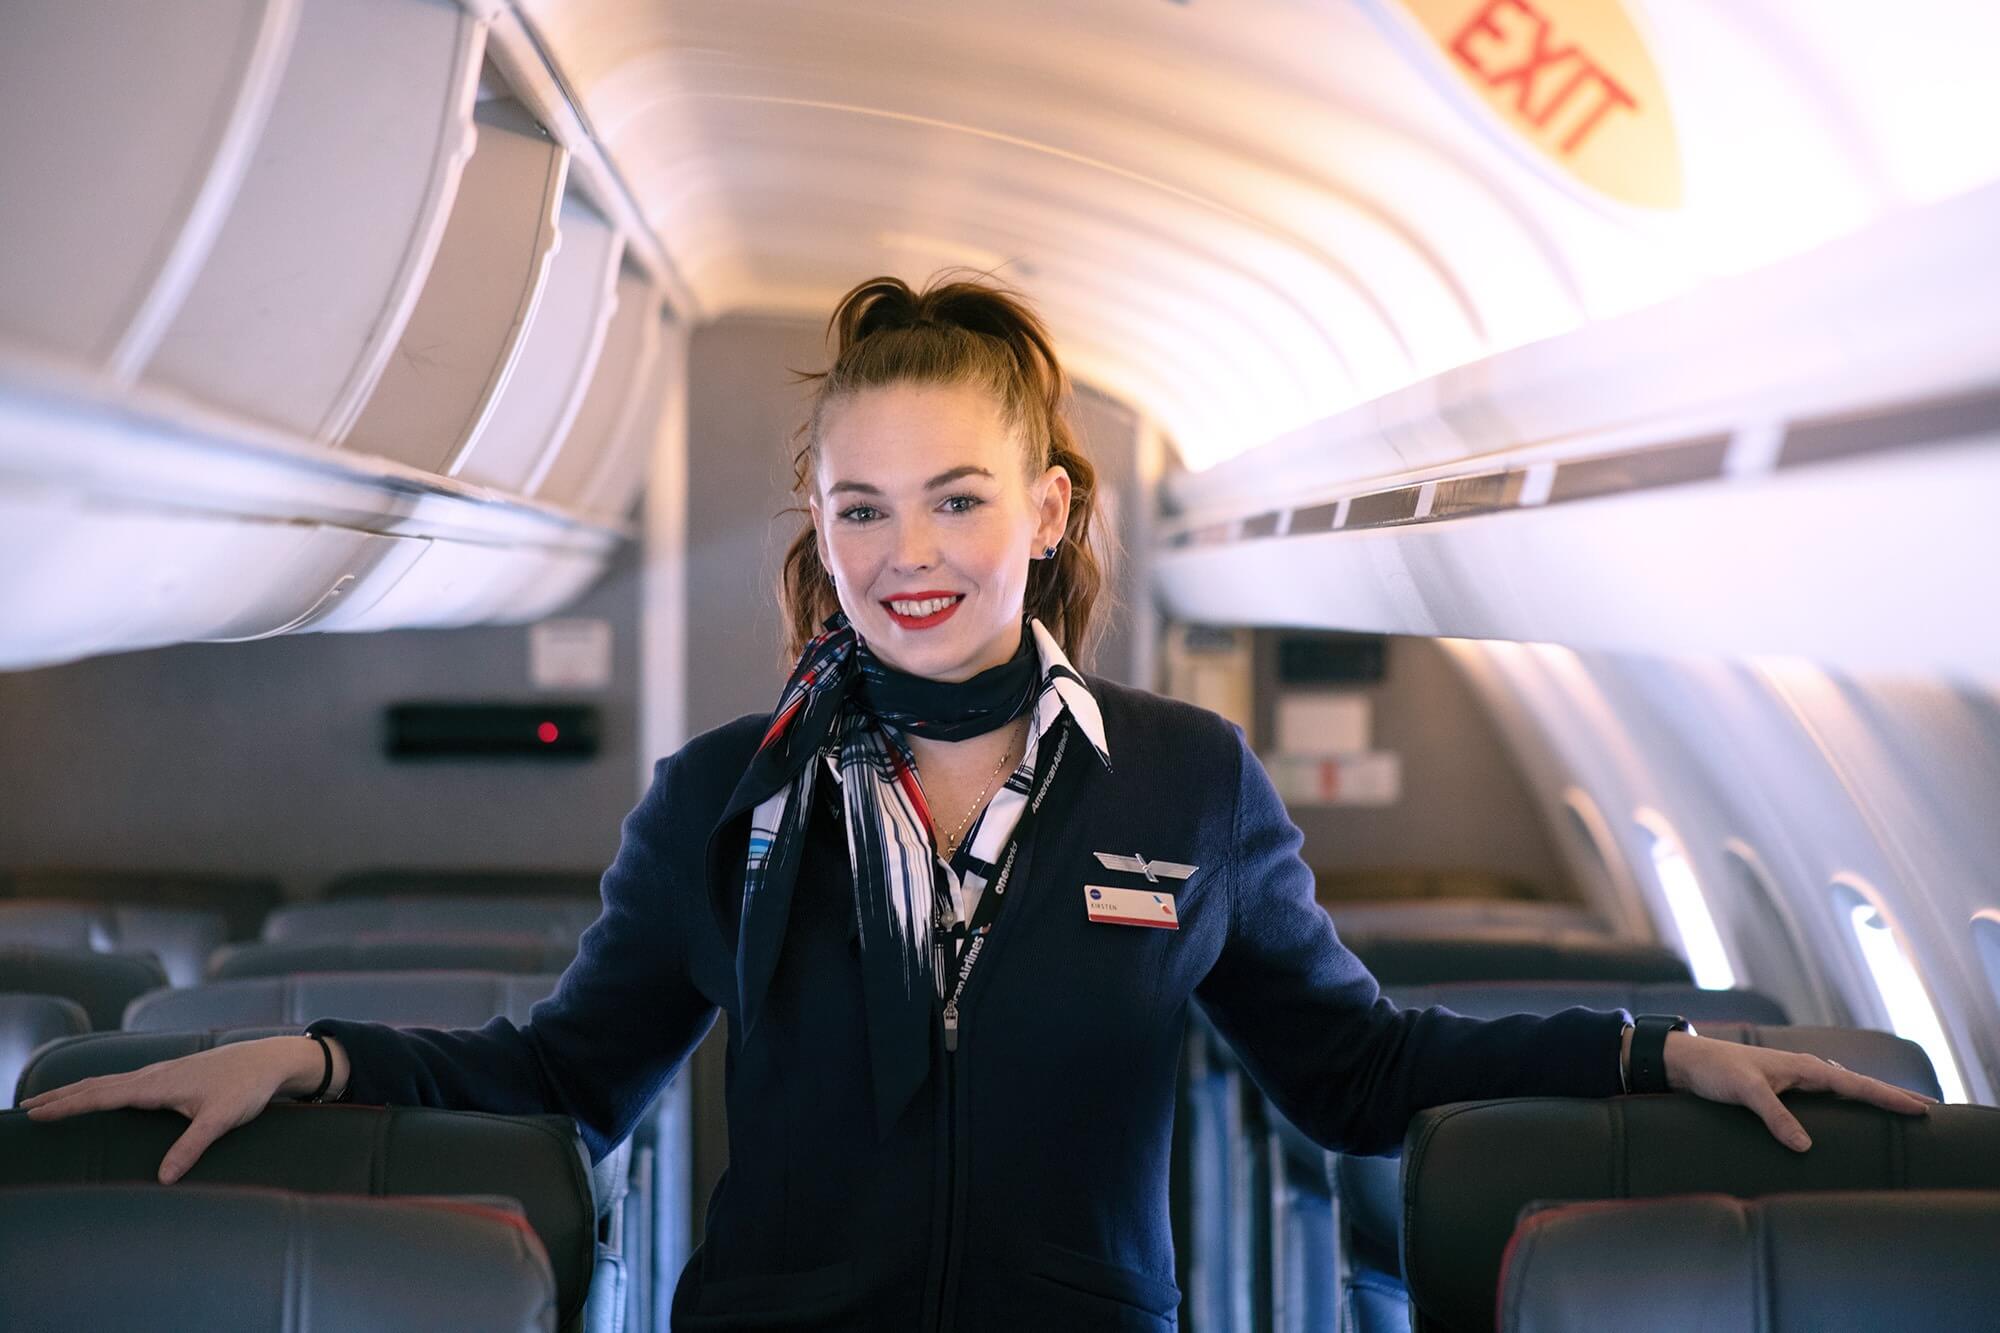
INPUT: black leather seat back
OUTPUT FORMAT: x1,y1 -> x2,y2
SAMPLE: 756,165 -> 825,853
0,1104 -> 596,1328
1403,1097 -> 2000,1332
1388,981 -> 1790,1025
0,947 -> 170,1028
0,993 -> 90,1107
12,1029 -> 630,1230
0,901 -> 228,987
1342,931 -> 1691,985
125,970 -> 560,1031
207,936 -> 577,980
1499,1190 -> 2000,1333
3,870 -> 278,941
0,1184 -> 557,1333
264,897 -> 601,944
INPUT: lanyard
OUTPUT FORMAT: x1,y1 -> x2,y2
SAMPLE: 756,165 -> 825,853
938,717 -> 1080,1049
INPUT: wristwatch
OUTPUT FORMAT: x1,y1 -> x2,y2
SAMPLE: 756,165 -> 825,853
1626,1014 -> 1694,1094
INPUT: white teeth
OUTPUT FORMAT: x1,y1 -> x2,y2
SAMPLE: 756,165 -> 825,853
889,596 -> 958,617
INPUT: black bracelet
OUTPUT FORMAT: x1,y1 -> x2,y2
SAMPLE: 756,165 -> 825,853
303,1031 -> 334,1103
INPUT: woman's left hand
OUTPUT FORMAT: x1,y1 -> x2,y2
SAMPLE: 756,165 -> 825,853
1659,1030 -> 1937,1151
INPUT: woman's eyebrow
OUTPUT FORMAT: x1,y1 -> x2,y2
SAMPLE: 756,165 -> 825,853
828,465 -> 995,497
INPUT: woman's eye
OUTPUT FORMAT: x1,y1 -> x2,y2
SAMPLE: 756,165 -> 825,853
838,505 -> 880,523
942,494 -> 984,514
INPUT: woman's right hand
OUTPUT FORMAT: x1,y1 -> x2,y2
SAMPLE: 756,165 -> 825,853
18,1035 -> 347,1183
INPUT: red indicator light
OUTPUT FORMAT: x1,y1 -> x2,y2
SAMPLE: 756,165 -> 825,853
537,721 -> 559,744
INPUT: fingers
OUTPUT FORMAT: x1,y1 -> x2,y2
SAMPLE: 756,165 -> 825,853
20,1073 -> 170,1121
1740,1079 -> 1813,1153
158,1115 -> 230,1185
1789,1054 -> 1937,1114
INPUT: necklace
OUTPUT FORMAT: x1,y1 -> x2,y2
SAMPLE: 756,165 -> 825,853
936,716 -> 1028,859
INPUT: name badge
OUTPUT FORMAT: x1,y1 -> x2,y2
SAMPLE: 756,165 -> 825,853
1085,885 -> 1179,930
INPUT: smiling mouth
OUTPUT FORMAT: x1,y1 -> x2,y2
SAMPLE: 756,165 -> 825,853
881,594 -> 964,629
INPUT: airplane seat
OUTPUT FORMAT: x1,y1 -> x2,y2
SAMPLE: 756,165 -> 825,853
1323,899 -> 1609,938
0,993 -> 90,1108
1342,930 -> 1692,986
1312,868 -> 1553,905
0,1183 -> 559,1332
2,870 -> 280,941
206,935 -> 579,980
1496,1190 -> 2000,1333
0,947 -> 170,1029
262,896 -> 602,945
0,1103 -> 608,1333
0,901 -> 228,987
322,868 -> 602,900
1327,982 -> 1813,1332
1401,1096 -> 2000,1333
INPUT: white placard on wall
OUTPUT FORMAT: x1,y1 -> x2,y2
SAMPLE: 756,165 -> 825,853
530,618 -> 613,690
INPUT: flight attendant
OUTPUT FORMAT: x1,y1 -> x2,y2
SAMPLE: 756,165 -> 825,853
24,273 -> 1932,1331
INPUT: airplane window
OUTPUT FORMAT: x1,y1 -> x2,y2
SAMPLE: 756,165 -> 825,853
1636,813 -> 1736,990
1973,910 -> 2000,1016
1833,880 -> 1969,1103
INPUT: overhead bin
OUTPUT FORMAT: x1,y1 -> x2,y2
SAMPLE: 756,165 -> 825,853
0,0 -> 297,374
531,265 -> 668,510
340,97 -> 569,474
140,0 -> 485,443
575,316 -> 683,523
453,194 -> 626,492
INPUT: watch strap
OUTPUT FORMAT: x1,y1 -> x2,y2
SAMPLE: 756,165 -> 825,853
1628,1013 -> 1692,1094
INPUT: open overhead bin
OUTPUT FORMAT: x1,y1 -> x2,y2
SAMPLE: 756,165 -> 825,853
139,0 -> 485,443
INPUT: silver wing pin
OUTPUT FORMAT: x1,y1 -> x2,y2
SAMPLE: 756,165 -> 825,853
1093,851 -> 1198,882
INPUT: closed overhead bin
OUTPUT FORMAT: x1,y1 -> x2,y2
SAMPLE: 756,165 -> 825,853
140,0 -> 485,443
340,96 -> 569,475
532,265 -> 670,513
0,0 -> 298,375
452,194 -> 627,493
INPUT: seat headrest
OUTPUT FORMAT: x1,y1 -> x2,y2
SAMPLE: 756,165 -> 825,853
0,993 -> 91,1108
1387,981 -> 1790,1026
1402,1096 -> 2000,1333
1500,1191 -> 2000,1333
0,901 -> 227,987
4,870 -> 278,941
0,1183 -> 556,1332
1695,1024 -> 1940,1100
263,897 -> 600,944
0,1104 -> 595,1328
205,936 -> 577,981
0,947 -> 170,1028
125,970 -> 561,1031
1343,931 -> 1691,985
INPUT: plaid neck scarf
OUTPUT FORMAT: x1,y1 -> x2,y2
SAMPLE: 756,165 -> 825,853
727,611 -> 1050,1136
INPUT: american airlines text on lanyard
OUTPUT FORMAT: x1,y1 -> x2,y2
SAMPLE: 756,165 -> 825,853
938,719 -> 1077,1052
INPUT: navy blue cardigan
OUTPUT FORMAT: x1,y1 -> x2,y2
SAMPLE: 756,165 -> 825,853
312,678 -> 1626,1332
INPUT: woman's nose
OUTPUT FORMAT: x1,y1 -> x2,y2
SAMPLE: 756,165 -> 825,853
892,515 -> 939,570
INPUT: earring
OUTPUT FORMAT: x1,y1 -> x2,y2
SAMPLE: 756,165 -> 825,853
1041,545 -> 1056,560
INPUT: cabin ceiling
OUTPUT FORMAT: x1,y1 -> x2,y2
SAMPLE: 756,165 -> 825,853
520,0 -> 2000,470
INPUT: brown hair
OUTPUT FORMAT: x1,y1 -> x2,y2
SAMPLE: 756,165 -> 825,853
777,269 -> 1111,666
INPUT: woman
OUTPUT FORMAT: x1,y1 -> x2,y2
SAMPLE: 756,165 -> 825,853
25,273 -> 1932,1330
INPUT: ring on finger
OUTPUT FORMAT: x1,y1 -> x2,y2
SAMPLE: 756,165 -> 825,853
1823,1058 -> 1845,1071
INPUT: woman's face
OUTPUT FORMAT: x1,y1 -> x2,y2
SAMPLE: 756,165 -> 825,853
809,381 -> 1070,683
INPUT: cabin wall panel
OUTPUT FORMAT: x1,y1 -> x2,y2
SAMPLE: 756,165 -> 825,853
0,538 -> 643,902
